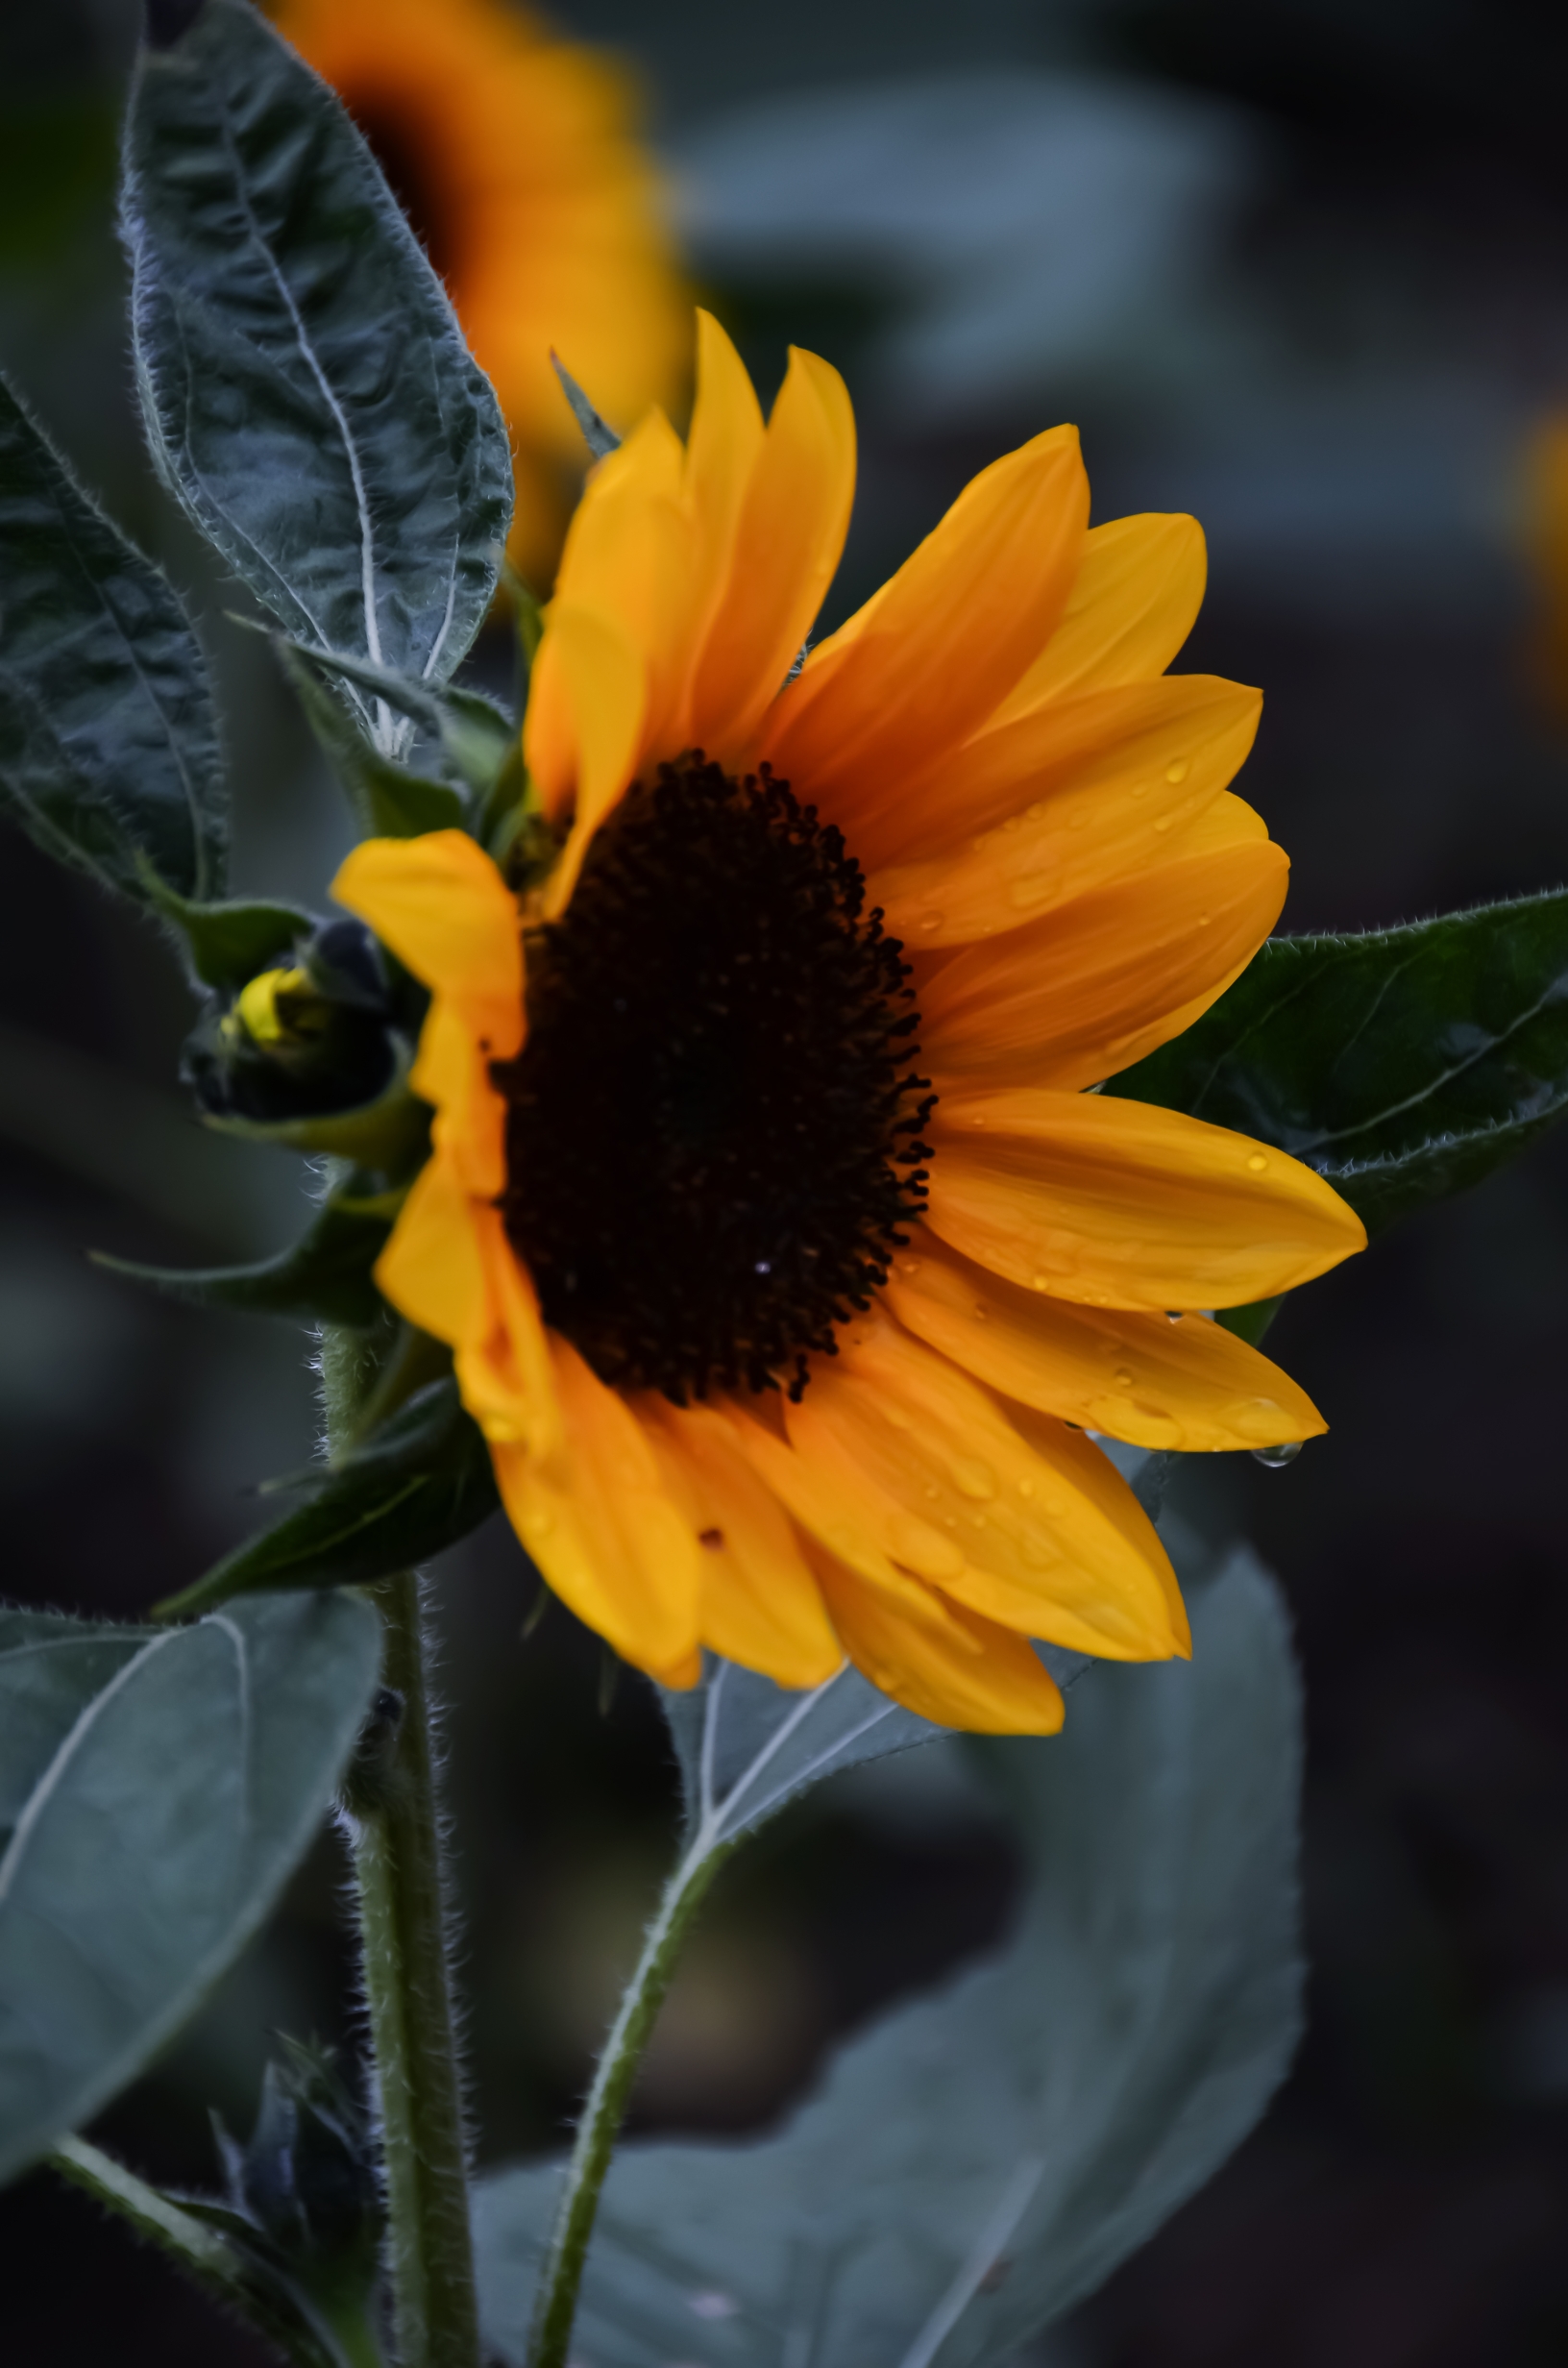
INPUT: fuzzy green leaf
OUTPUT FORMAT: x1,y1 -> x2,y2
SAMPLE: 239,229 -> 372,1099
123,0 -> 513,739
1110,892 -> 1568,1236
0,374 -> 225,902
0,1591 -> 380,2187
474,1552 -> 1303,2366
147,883 -> 315,992
279,642 -> 468,839
95,1195 -> 393,1329
158,1378 -> 499,1618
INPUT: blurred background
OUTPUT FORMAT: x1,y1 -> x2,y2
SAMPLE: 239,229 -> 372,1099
5,0 -> 1568,2359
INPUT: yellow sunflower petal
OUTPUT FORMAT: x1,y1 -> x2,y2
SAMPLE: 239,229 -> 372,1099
787,1313 -> 1185,1661
491,1338 -> 701,1682
925,1088 -> 1367,1311
374,1150 -> 493,1349
526,602 -> 649,919
637,1397 -> 844,1687
992,511 -> 1207,723
687,343 -> 856,764
453,1208 -> 563,1462
808,1545 -> 1066,1735
866,675 -> 1262,930
332,829 -> 522,1048
919,838 -> 1288,1094
1164,786 -> 1268,853
882,1227 -> 1326,1452
408,996 -> 506,1196
675,309 -> 767,682
761,423 -> 1090,823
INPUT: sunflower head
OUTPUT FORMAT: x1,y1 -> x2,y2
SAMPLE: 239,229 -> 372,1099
335,312 -> 1366,1733
272,0 -> 690,585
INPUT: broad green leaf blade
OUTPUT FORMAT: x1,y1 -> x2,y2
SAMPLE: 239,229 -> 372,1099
123,0 -> 513,731
95,1195 -> 393,1329
0,374 -> 224,902
158,1378 -> 499,1618
658,1643 -> 1087,1854
1110,894 -> 1568,1236
474,1552 -> 1302,2368
0,1591 -> 380,2187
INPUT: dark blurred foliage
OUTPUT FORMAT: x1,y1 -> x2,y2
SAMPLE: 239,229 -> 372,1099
4,2 -> 1568,2362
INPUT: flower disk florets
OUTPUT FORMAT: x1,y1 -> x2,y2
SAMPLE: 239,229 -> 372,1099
493,755 -> 936,1402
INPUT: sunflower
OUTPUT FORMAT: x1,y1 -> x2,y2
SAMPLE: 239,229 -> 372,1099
271,0 -> 689,584
335,312 -> 1364,1734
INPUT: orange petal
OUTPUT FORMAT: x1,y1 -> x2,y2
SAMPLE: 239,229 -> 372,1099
722,1397 -> 945,1616
788,1312 -> 1185,1661
925,1087 -> 1367,1311
867,675 -> 1262,933
409,996 -> 507,1196
375,1150 -> 493,1350
526,603 -> 648,919
637,1396 -> 844,1687
453,1208 -> 564,1464
919,839 -> 1288,1094
491,1337 -> 701,1682
883,1227 -> 1326,1452
332,829 -> 522,1051
808,1544 -> 1066,1735
685,344 -> 855,763
674,308 -> 767,701
762,424 -> 1089,826
992,511 -> 1207,722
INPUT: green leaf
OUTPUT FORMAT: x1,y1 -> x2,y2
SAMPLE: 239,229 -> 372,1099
1110,892 -> 1568,1236
158,1378 -> 500,1618
278,643 -> 468,841
473,1552 -> 1303,2367
0,1591 -> 380,2187
94,1195 -> 393,1329
0,373 -> 225,902
147,882 -> 316,992
123,0 -> 513,742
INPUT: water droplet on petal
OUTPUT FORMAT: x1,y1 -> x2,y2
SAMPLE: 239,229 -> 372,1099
972,1300 -> 990,1320
1247,1153 -> 1268,1172
1017,1475 -> 1036,1497
898,1257 -> 922,1276
1153,815 -> 1174,832
1164,758 -> 1191,783
952,1456 -> 997,1499
918,911 -> 944,933
1115,1369 -> 1135,1388
1252,1440 -> 1303,1468
1031,1274 -> 1051,1292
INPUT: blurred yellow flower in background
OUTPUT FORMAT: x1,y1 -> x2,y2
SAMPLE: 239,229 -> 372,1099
272,0 -> 690,585
1526,417 -> 1568,724
335,314 -> 1365,1734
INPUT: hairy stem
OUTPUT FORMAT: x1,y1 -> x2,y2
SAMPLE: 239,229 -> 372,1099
323,1322 -> 479,2368
527,1838 -> 731,2368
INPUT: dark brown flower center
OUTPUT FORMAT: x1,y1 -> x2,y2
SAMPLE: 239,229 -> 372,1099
492,755 -> 935,1402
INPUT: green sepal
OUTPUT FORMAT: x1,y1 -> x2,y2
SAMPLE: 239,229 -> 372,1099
551,357 -> 621,460
199,1039 -> 430,1172
1110,889 -> 1568,1236
279,643 -> 468,841
93,1195 -> 394,1330
144,876 -> 316,992
156,1378 -> 501,1619
0,372 -> 226,905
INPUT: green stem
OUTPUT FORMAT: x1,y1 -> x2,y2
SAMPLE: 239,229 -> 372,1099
323,1321 -> 480,2368
51,2136 -> 377,2368
527,1837 -> 731,2368
346,1571 -> 479,2368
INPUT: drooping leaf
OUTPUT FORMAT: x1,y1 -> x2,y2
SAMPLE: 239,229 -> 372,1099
157,1378 -> 499,1618
0,373 -> 225,902
123,0 -> 513,741
0,1591 -> 380,2187
1111,894 -> 1568,1236
474,1551 -> 1302,2368
94,1195 -> 394,1330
